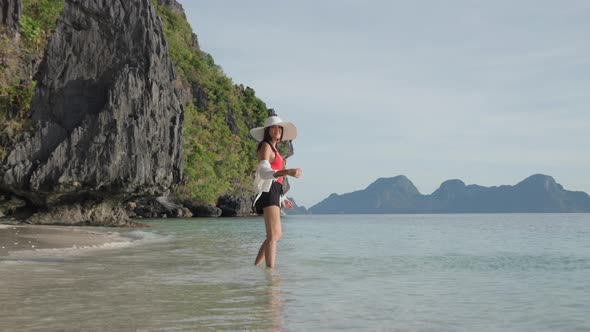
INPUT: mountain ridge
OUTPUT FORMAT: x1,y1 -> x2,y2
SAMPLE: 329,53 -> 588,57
309,174 -> 590,214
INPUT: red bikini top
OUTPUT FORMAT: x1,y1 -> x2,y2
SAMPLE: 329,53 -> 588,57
268,143 -> 284,184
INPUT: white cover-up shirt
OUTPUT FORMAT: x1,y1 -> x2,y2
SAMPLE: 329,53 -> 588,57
252,160 -> 286,206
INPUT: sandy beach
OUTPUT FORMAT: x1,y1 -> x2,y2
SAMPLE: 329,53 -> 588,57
0,224 -> 131,257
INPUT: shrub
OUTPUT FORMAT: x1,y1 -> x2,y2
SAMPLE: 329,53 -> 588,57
20,0 -> 63,52
152,1 -> 271,205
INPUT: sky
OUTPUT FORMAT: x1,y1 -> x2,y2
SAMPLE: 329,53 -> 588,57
179,0 -> 590,208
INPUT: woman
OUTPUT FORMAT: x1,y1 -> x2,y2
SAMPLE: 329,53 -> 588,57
250,115 -> 302,268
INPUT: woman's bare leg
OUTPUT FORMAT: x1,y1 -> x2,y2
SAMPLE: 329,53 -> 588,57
255,240 -> 267,266
263,205 -> 282,268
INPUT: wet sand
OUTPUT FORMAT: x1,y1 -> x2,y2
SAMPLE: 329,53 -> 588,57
0,224 -> 130,256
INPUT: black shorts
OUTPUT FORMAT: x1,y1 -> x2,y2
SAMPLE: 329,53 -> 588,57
255,182 -> 283,214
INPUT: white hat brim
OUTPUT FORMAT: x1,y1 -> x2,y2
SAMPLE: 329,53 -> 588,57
250,121 -> 297,142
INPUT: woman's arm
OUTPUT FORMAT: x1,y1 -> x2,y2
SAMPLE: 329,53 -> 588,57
257,142 -> 273,162
273,168 -> 302,178
257,143 -> 301,179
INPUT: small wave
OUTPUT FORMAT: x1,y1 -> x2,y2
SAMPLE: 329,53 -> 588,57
400,254 -> 590,272
122,230 -> 171,243
6,239 -> 135,259
0,259 -> 36,265
2,228 -> 170,260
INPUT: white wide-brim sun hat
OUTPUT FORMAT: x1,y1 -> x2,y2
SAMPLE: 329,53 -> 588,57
249,116 -> 297,142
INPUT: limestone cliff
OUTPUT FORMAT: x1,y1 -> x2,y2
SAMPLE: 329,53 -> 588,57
1,0 -> 21,30
1,0 -> 183,225
1,0 -> 296,223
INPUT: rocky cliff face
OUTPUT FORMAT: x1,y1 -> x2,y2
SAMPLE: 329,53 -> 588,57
0,0 -> 183,225
1,0 -> 20,30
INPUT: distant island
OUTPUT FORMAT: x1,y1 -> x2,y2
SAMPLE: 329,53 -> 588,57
308,174 -> 590,214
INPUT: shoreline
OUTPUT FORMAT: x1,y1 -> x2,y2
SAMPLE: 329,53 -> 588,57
0,224 -> 132,257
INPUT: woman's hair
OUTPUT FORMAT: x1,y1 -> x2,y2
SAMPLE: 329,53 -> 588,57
257,126 -> 283,151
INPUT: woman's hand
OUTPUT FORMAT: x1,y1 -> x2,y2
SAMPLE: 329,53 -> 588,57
288,168 -> 302,178
283,198 -> 294,209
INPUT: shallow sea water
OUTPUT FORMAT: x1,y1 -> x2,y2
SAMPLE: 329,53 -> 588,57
1,214 -> 590,331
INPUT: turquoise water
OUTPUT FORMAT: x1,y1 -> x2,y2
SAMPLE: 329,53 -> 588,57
1,214 -> 590,331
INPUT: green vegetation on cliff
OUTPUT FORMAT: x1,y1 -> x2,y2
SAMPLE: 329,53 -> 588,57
19,0 -> 63,51
152,1 -> 269,205
2,0 -> 272,205
0,0 -> 62,161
